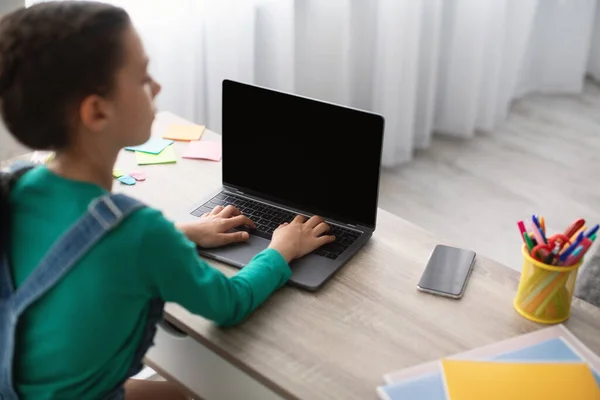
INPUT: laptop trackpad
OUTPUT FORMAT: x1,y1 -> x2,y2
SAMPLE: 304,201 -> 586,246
198,235 -> 338,290
199,234 -> 270,267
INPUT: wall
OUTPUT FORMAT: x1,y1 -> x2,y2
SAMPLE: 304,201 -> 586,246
0,0 -> 23,14
0,120 -> 27,161
0,0 -> 27,161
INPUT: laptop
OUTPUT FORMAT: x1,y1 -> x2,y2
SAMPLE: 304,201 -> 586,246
187,80 -> 384,291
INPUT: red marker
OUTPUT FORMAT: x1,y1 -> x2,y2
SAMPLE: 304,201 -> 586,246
564,218 -> 585,239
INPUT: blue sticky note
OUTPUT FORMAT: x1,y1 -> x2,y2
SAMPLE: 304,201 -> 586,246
118,175 -> 136,185
125,137 -> 174,154
378,373 -> 446,400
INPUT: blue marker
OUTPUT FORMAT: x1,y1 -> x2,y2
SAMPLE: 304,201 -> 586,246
585,224 -> 599,239
559,232 -> 584,264
532,215 -> 547,244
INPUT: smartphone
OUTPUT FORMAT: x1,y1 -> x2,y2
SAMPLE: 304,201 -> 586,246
417,245 -> 476,299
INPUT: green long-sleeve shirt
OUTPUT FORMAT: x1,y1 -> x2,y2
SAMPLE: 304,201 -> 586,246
9,166 -> 291,399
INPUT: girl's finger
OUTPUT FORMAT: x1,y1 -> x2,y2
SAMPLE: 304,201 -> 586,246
316,235 -> 336,246
305,215 -> 325,229
219,205 -> 241,217
313,222 -> 330,236
218,231 -> 250,245
223,215 -> 255,230
210,205 -> 224,215
293,215 -> 307,224
274,222 -> 289,232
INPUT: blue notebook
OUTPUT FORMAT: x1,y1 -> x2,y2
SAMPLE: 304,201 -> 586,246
378,338 -> 600,400
378,373 -> 446,399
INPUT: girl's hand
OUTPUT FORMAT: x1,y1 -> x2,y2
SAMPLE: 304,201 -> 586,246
177,205 -> 255,248
268,215 -> 335,263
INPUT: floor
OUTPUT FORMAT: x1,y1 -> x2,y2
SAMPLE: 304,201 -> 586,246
379,80 -> 600,271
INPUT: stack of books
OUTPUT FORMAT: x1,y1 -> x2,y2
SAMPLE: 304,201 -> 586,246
378,325 -> 600,400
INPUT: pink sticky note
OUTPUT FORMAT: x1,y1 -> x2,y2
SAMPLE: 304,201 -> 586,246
129,171 -> 146,181
182,141 -> 222,161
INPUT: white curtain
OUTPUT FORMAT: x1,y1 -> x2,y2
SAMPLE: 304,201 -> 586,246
589,0 -> 600,81
28,0 -> 600,166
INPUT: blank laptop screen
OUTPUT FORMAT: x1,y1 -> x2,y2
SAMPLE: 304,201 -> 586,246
221,80 -> 384,228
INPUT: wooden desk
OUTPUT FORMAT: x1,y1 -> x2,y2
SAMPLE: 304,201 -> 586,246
40,112 -> 600,399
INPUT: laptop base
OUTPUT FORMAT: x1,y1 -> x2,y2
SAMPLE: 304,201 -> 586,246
199,235 -> 339,291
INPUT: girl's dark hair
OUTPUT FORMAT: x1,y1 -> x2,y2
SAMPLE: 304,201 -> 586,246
0,1 -> 130,150
0,1 -> 130,255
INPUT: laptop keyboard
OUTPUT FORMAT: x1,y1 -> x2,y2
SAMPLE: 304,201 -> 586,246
191,192 -> 361,259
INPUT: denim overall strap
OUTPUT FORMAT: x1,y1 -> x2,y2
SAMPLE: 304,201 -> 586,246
0,254 -> 17,400
0,194 -> 145,400
102,297 -> 165,400
0,163 -> 35,400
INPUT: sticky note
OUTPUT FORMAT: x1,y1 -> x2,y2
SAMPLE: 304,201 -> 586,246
112,168 -> 124,178
163,124 -> 205,141
125,137 -> 174,154
118,175 -> 136,185
129,171 -> 146,181
182,141 -> 222,161
135,145 -> 177,165
441,359 -> 600,400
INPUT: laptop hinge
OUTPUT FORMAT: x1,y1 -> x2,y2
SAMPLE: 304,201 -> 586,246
224,187 -> 244,195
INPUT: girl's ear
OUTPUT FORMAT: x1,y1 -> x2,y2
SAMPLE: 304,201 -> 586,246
79,94 -> 112,133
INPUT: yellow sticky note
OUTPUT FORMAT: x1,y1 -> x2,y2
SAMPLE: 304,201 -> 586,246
163,124 -> 205,141
112,168 -> 123,178
441,359 -> 600,400
135,145 -> 177,165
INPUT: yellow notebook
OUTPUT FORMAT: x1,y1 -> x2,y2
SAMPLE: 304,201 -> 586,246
441,359 -> 600,400
163,124 -> 205,141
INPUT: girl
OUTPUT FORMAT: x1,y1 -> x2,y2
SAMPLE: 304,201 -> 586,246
0,2 -> 334,399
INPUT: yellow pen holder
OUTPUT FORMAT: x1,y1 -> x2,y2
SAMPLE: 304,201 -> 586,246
514,245 -> 582,324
